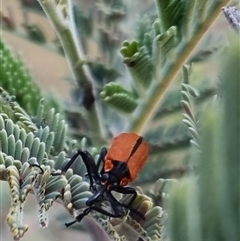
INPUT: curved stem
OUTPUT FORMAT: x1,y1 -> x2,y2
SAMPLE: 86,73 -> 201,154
37,0 -> 105,143
130,0 -> 231,135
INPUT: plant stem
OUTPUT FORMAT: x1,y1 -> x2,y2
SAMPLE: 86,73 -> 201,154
130,0 -> 231,135
37,0 -> 105,143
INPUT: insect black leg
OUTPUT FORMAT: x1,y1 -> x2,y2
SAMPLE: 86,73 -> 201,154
105,191 -> 127,217
52,150 -> 99,188
29,164 -> 44,174
109,186 -> 145,220
96,147 -> 107,171
65,204 -> 124,228
65,207 -> 91,227
111,186 -> 137,207
52,151 -> 80,176
86,185 -> 107,206
90,205 -> 123,218
77,151 -> 100,188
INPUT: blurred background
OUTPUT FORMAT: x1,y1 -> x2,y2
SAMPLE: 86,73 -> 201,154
1,1 -> 153,240
0,0 -> 235,240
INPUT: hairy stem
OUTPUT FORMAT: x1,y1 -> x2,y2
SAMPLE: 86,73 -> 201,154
130,0 -> 231,135
37,0 -> 105,143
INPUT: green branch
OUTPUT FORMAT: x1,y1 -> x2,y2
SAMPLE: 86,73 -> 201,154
130,0 -> 231,135
37,0 -> 105,143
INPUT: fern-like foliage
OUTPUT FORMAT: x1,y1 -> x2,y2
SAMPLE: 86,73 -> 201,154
100,83 -> 138,113
181,65 -> 200,151
0,39 -> 60,116
120,41 -> 153,94
1,0 -> 235,240
167,37 -> 239,241
0,88 -> 164,240
100,0 -> 227,152
100,0 -> 228,185
0,97 -> 68,239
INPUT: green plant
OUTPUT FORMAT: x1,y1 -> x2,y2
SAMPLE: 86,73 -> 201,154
167,37 -> 239,241
1,0 -> 238,240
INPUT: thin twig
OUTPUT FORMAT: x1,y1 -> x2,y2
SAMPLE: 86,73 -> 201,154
130,0 -> 231,135
37,0 -> 105,143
